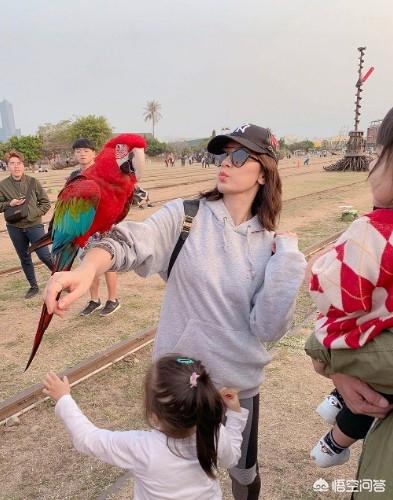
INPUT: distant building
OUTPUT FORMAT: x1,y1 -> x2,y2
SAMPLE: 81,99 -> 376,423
0,100 -> 21,142
366,120 -> 382,150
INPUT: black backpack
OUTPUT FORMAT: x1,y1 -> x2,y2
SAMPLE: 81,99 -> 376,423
167,199 -> 200,279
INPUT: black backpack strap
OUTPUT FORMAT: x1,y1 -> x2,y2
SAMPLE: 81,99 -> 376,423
167,199 -> 200,279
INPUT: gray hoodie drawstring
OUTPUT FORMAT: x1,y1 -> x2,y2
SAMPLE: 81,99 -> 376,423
246,225 -> 256,278
223,217 -> 229,251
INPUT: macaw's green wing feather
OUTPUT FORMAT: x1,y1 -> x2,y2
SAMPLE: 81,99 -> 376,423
25,180 -> 101,371
52,179 -> 101,254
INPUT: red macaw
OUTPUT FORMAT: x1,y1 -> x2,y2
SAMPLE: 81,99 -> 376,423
25,134 -> 146,370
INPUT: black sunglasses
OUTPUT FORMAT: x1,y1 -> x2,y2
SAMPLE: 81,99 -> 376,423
214,148 -> 260,168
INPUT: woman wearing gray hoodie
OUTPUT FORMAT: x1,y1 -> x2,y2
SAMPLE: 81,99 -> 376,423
44,124 -> 306,499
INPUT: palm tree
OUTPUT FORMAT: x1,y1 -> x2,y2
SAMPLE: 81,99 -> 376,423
143,100 -> 162,139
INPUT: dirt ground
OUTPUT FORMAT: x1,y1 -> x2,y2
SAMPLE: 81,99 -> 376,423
0,316 -> 362,500
0,158 -> 371,399
0,156 -> 374,499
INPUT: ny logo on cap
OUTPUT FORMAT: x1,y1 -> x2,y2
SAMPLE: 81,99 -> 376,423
233,123 -> 251,134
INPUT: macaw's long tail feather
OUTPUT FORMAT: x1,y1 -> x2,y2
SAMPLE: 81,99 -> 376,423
28,232 -> 52,254
24,298 -> 59,371
24,244 -> 79,371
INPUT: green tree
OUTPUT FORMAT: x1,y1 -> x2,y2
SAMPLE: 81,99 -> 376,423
37,120 -> 73,155
0,142 -> 7,160
143,100 -> 162,139
3,135 -> 43,165
146,137 -> 167,156
196,138 -> 210,151
288,140 -> 315,153
68,115 -> 112,150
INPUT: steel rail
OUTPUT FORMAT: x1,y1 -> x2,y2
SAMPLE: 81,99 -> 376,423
0,231 -> 344,424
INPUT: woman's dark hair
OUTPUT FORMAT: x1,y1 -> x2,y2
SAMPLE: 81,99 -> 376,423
200,154 -> 282,231
369,107 -> 393,178
144,354 -> 225,479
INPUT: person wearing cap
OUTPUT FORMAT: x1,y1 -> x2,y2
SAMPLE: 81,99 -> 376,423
44,124 -> 306,499
70,138 -> 121,317
0,150 -> 52,298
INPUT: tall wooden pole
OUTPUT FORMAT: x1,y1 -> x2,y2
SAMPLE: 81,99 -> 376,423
324,47 -> 371,172
354,47 -> 366,133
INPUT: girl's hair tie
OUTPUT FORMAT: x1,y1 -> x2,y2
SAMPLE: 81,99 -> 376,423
189,372 -> 200,388
176,357 -> 194,365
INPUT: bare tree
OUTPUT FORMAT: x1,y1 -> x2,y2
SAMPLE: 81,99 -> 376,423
143,100 -> 162,139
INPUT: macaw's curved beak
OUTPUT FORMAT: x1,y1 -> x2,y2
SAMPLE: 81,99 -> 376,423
130,148 -> 145,181
119,148 -> 145,179
120,157 -> 134,175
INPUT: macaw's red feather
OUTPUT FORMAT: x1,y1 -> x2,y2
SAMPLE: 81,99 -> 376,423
26,133 -> 145,369
24,247 -> 78,371
25,301 -> 57,371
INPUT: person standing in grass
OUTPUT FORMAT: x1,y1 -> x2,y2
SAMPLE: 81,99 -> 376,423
0,150 -> 52,298
70,138 -> 121,317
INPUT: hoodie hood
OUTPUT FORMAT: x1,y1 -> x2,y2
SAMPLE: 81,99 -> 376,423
205,198 -> 264,235
205,198 -> 265,278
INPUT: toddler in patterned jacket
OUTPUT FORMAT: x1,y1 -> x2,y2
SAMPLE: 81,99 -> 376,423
305,107 -> 393,468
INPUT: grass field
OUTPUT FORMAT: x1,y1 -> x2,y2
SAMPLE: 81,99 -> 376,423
0,156 -> 373,499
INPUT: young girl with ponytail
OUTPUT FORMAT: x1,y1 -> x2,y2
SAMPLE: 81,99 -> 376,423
43,354 -> 248,499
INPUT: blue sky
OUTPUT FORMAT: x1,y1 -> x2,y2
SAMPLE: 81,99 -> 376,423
1,0 -> 392,140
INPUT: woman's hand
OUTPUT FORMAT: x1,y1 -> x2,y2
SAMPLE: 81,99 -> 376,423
43,371 -> 70,401
330,373 -> 393,419
220,387 -> 241,412
44,266 -> 95,317
9,198 -> 25,207
45,248 -> 113,316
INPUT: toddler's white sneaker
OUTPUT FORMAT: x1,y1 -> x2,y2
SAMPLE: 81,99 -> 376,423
316,392 -> 344,425
310,436 -> 350,468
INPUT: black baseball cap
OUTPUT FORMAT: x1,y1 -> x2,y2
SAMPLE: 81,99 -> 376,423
72,138 -> 96,151
207,123 -> 278,161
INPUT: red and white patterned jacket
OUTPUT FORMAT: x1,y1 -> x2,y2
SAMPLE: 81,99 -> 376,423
310,209 -> 393,349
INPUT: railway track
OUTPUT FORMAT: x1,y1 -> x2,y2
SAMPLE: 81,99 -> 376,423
0,177 -> 365,277
0,230 -> 343,424
0,161 -> 335,194
8,160 -> 326,190
0,165 -> 319,228
0,158 -> 343,238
